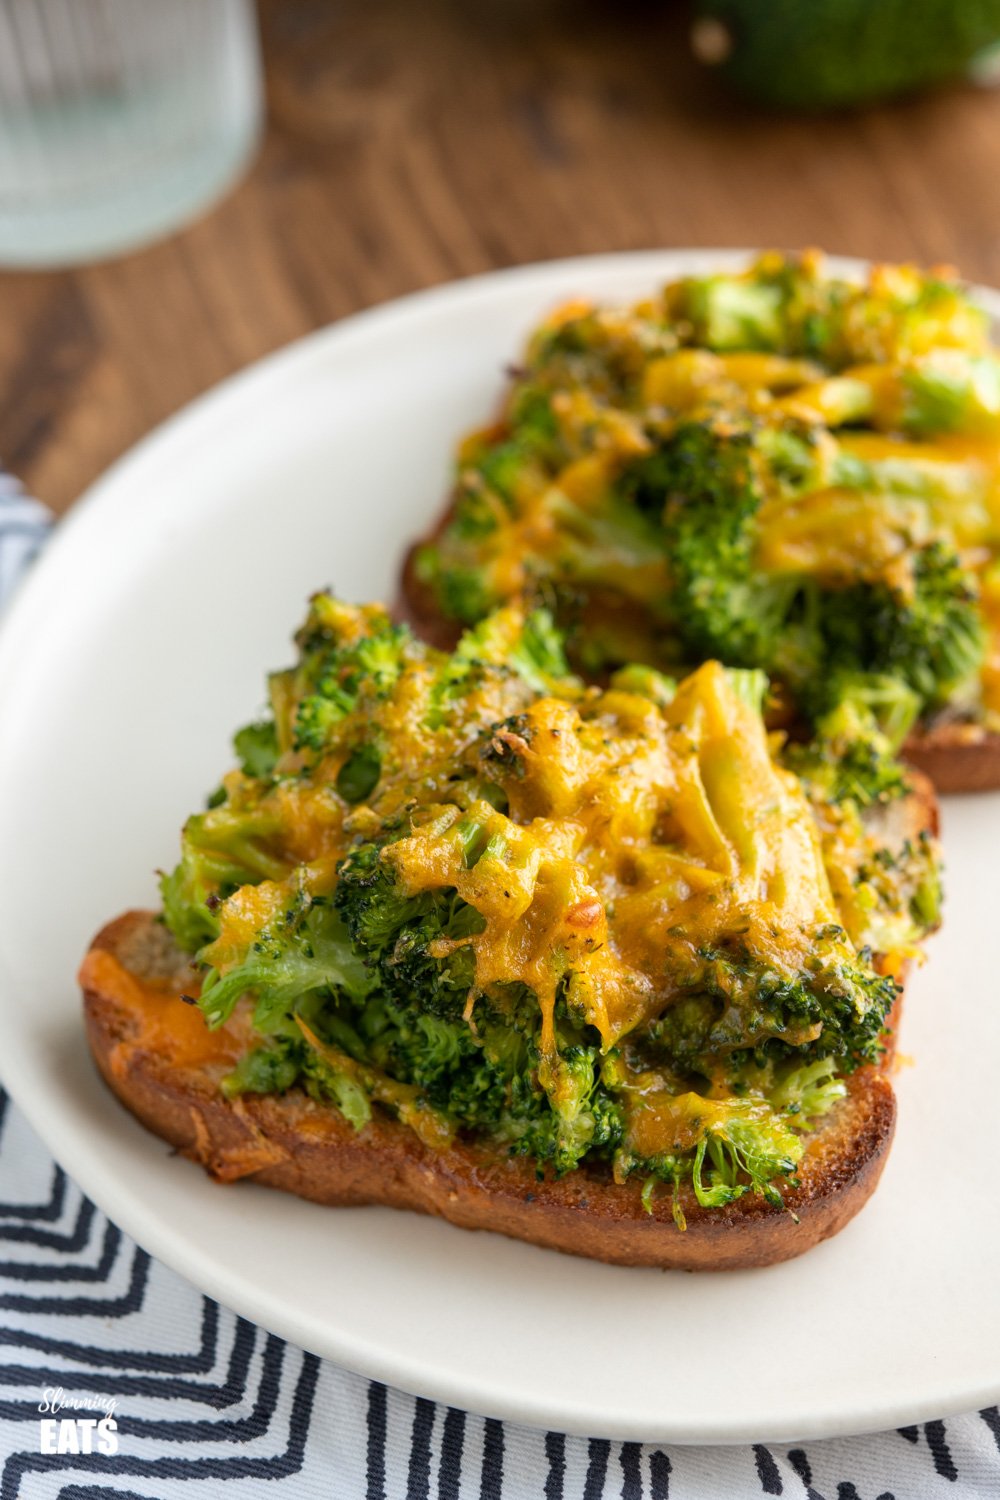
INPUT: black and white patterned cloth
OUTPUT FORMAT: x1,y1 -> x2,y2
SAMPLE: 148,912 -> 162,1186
1,480 -> 999,1498
0,474 -> 48,604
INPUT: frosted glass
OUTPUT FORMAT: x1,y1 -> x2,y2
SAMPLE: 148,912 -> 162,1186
0,0 -> 262,266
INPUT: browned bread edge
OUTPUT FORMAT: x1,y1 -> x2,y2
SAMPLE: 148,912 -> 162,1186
82,910 -> 904,1271
902,722 -> 1000,795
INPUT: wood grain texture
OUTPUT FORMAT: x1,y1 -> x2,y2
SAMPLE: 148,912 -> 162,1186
3,0 -> 1000,513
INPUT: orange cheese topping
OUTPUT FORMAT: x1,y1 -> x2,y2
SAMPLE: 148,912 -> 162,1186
383,662 -> 837,1065
452,306 -> 1000,718
80,949 -> 243,1071
980,565 -> 1000,717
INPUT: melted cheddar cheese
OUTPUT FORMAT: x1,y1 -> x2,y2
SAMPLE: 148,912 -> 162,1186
421,252 -> 1000,730
382,663 -> 840,1071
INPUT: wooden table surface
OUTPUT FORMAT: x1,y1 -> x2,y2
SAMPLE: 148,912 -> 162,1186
4,0 -> 1000,515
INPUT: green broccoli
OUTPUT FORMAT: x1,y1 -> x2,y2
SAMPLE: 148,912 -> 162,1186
155,595 -> 937,1214
429,605 -> 573,712
198,888 -> 373,1031
629,420 -> 796,669
290,614 -> 409,756
233,720 -> 279,779
669,258 -> 989,367
160,801 -> 288,952
221,1040 -> 301,1098
785,673 -> 920,807
809,541 -> 984,712
412,255 -> 997,765
334,838 -> 483,1016
675,273 -> 787,353
644,925 -> 898,1077
625,421 -> 984,736
412,546 -> 499,628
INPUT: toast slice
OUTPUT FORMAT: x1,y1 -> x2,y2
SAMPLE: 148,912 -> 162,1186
83,909 -> 903,1272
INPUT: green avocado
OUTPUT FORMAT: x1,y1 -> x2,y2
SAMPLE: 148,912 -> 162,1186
691,0 -> 1000,110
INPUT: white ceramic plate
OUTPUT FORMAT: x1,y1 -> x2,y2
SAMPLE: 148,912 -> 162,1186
0,250 -> 998,1446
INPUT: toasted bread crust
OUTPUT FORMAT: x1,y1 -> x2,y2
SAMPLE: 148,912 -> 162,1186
82,910 -> 907,1271
902,722 -> 1000,794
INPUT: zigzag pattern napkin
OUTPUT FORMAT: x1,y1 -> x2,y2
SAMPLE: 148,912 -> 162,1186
0,474 -> 48,604
1,480 -> 998,1498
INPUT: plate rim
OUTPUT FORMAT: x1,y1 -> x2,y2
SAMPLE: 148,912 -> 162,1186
1,247 -> 999,1445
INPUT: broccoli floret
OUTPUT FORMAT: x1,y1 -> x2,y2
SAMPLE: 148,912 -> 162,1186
413,546 -> 499,626
767,1055 -> 847,1120
377,1002 -> 478,1093
787,673 -> 919,807
619,1101 -> 803,1215
627,420 -> 794,668
639,422 -> 983,725
677,274 -> 786,353
800,730 -> 906,811
216,852 -> 614,1175
160,802 -> 288,953
267,597 -> 411,757
901,353 -> 1000,438
669,258 -> 988,369
415,389 -> 564,627
333,830 -> 624,1175
809,542 -> 985,713
356,983 -> 619,1176
647,926 -> 898,1075
622,1053 -> 851,1218
667,258 -> 841,361
160,859 -> 220,953
334,839 -> 483,1017
427,606 -> 575,727
525,304 -> 677,402
910,858 -> 943,933
198,890 -> 374,1031
690,1114 -> 799,1210
539,486 -> 669,599
291,614 -> 409,756
220,1031 -> 373,1130
608,663 -> 677,706
335,744 -> 382,805
233,720 -> 279,779
302,1052 -> 373,1130
293,691 -> 354,754
221,1039 -> 301,1098
508,384 -> 562,451
457,606 -> 571,693
462,386 -> 561,506
505,1047 -> 624,1176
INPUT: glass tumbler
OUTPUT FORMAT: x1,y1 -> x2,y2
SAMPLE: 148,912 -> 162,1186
0,0 -> 262,267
